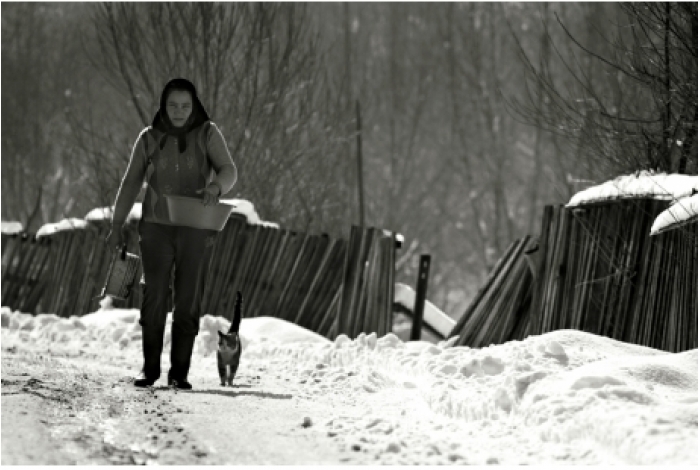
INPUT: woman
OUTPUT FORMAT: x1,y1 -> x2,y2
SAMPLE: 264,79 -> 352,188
107,78 -> 237,389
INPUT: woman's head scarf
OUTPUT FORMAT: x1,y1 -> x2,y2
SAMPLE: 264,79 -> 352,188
151,78 -> 210,152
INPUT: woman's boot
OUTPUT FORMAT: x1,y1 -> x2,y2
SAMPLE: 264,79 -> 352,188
168,326 -> 196,389
135,325 -> 164,387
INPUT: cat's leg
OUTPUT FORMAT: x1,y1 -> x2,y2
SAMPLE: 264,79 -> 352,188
217,354 -> 227,386
227,361 -> 239,386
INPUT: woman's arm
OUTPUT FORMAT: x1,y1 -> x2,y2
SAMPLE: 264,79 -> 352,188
112,129 -> 149,227
206,123 -> 238,196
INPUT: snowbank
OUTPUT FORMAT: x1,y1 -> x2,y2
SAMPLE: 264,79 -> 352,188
1,307 -> 327,356
2,306 -> 695,465
650,193 -> 698,235
244,329 -> 697,465
567,172 -> 697,207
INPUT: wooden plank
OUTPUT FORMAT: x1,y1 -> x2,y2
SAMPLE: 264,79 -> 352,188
457,237 -> 525,347
273,231 -> 311,320
54,231 -> 85,316
449,234 -> 522,339
318,288 -> 342,338
73,228 -> 100,315
337,225 -> 365,337
351,229 -> 372,336
304,241 -> 347,331
18,238 -> 53,313
202,218 -> 245,314
241,226 -> 278,314
233,224 -> 265,309
1,234 -> 22,279
529,205 -> 554,336
3,236 -> 40,307
247,228 -> 287,318
207,221 -> 243,314
291,236 -> 333,329
220,223 -> 254,317
294,237 -> 338,325
473,238 -> 530,347
278,231 -> 314,319
378,234 -> 396,337
551,206 -> 570,331
297,236 -> 335,326
362,232 -> 383,335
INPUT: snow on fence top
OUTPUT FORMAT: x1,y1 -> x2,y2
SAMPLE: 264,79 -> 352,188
85,203 -> 143,223
566,172 -> 697,208
36,218 -> 90,239
83,199 -> 279,229
650,193 -> 699,236
1,221 -> 23,234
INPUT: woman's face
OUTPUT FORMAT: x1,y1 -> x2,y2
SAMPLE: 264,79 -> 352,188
166,89 -> 193,127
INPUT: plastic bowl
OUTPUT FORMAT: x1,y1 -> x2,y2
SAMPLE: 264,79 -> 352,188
164,194 -> 236,231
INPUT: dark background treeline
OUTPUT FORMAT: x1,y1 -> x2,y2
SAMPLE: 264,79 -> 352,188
2,2 -> 696,318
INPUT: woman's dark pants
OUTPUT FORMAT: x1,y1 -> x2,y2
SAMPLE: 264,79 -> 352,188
138,221 -> 218,383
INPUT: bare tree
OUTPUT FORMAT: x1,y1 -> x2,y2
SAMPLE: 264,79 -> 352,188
1,3 -> 82,231
506,2 -> 698,177
74,3 -> 350,236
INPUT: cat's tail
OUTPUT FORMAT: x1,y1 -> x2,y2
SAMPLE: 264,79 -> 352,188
230,290 -> 243,333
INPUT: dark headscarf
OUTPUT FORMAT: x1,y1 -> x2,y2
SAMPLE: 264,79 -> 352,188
151,78 -> 210,153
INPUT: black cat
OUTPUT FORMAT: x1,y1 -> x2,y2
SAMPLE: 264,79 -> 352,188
217,291 -> 243,386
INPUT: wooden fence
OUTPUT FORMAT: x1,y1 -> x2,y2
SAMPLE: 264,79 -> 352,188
1,217 -> 396,340
449,236 -> 535,348
337,225 -> 397,338
449,199 -> 698,353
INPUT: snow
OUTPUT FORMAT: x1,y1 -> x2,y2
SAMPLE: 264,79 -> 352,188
1,221 -> 23,234
220,198 -> 279,228
393,282 -> 455,338
2,305 -> 696,465
650,193 -> 698,236
35,218 -> 90,239
84,204 -> 141,224
83,199 -> 279,228
567,172 -> 697,207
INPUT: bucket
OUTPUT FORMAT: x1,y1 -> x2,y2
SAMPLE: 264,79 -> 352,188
164,194 -> 236,231
101,246 -> 140,300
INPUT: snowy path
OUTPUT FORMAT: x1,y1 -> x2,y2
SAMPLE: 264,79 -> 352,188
1,308 -> 697,465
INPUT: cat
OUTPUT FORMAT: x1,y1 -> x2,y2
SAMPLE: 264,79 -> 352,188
217,290 -> 243,386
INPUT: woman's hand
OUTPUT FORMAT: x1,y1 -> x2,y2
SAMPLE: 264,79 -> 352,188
196,184 -> 221,206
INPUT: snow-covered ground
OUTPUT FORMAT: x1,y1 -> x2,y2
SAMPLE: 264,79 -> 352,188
2,305 -> 696,465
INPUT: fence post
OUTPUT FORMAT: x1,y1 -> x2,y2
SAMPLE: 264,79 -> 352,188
410,254 -> 431,341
